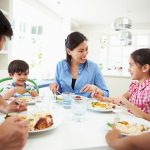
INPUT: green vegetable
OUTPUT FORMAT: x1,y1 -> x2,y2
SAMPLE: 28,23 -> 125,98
91,102 -> 97,107
107,122 -> 114,128
56,96 -> 63,101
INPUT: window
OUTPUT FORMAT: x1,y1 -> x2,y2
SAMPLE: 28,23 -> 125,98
11,0 -> 66,79
98,34 -> 150,73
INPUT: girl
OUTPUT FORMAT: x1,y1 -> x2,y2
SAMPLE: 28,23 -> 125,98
92,48 -> 150,114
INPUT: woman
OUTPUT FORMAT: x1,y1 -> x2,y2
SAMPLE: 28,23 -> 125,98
50,31 -> 109,98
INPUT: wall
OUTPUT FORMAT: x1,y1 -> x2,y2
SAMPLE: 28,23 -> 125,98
104,76 -> 131,97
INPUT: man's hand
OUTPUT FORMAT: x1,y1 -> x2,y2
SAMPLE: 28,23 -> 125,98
106,127 -> 121,146
0,116 -> 29,150
6,100 -> 27,113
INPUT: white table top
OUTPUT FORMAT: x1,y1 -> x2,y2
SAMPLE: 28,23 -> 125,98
21,102 -> 150,150
1,102 -> 149,150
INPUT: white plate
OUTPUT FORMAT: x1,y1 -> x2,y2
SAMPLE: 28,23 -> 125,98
88,101 -> 116,112
106,116 -> 150,136
16,96 -> 35,105
29,115 -> 62,133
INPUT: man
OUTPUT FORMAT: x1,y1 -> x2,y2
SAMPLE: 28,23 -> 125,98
0,10 -> 28,150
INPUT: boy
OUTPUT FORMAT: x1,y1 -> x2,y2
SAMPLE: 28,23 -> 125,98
2,59 -> 38,100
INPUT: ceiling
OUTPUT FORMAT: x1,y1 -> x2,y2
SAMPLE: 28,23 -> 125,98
39,0 -> 150,26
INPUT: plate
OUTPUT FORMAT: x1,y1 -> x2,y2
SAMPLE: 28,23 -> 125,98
88,101 -> 116,112
3,112 -> 62,133
107,118 -> 150,136
16,96 -> 35,105
29,114 -> 62,133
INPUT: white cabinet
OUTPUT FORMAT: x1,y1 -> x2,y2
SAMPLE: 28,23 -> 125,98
0,0 -> 12,69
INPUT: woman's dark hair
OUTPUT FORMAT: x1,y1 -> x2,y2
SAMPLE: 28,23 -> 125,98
8,60 -> 29,75
0,10 -> 13,40
131,48 -> 150,66
65,31 -> 87,65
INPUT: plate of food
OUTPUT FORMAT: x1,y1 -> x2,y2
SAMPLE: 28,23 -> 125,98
88,100 -> 116,112
16,96 -> 35,104
5,112 -> 62,133
107,120 -> 150,136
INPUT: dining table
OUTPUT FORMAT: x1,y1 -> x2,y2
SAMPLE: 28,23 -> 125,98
1,97 -> 150,150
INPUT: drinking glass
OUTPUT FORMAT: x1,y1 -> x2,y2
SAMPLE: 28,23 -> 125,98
62,92 -> 74,108
72,98 -> 87,122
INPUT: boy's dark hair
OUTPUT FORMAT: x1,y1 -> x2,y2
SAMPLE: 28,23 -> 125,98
8,60 -> 29,75
65,31 -> 87,65
131,48 -> 150,66
0,10 -> 13,40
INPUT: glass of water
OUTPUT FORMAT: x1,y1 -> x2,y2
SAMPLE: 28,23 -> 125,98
62,92 -> 74,108
72,97 -> 87,122
35,96 -> 51,112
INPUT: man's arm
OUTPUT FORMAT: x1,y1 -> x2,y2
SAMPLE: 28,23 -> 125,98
106,128 -> 150,150
0,96 -> 8,113
0,96 -> 27,113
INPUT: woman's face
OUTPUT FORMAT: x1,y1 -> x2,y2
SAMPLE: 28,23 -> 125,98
68,41 -> 88,64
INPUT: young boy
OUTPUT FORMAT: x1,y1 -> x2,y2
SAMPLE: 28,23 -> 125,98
2,59 -> 38,99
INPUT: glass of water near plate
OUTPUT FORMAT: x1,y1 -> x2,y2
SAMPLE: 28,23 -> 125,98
62,92 -> 74,109
72,96 -> 87,122
34,95 -> 51,112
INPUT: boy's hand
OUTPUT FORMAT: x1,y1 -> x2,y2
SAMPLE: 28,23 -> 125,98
14,87 -> 26,94
29,90 -> 38,97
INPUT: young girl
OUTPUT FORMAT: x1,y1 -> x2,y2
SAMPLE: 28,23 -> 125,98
1,59 -> 38,100
92,48 -> 150,115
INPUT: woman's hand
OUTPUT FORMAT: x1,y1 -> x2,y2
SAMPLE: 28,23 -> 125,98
80,84 -> 103,93
49,83 -> 59,93
91,90 -> 103,100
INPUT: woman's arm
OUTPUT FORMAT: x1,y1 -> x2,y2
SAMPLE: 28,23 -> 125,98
94,65 -> 109,97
